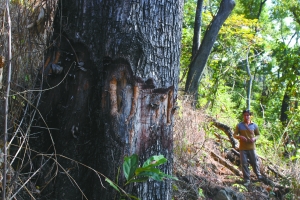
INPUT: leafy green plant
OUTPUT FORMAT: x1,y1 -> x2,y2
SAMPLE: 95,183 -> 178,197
123,154 -> 177,184
198,188 -> 205,198
105,154 -> 177,199
232,183 -> 248,192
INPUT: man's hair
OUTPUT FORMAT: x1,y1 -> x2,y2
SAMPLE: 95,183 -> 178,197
242,109 -> 252,116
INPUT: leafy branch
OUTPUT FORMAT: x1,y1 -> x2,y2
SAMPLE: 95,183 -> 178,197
105,154 -> 177,199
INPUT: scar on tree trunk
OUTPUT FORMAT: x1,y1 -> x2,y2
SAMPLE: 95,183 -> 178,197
103,58 -> 176,149
167,89 -> 173,124
127,85 -> 139,123
109,77 -> 118,116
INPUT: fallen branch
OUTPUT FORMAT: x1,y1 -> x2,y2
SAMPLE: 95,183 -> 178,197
206,115 -> 238,149
210,151 -> 242,177
267,165 -> 285,178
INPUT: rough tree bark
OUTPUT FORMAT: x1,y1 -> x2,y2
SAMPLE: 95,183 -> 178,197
21,0 -> 183,199
185,0 -> 235,95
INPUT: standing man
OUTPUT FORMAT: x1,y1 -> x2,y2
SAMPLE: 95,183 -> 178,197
234,109 -> 263,186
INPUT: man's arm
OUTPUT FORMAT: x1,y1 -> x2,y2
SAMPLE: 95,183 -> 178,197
233,125 -> 239,139
250,125 -> 260,143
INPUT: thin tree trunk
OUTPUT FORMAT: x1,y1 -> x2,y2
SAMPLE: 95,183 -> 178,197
256,0 -> 267,20
3,0 -> 12,198
280,89 -> 290,124
185,0 -> 235,95
192,0 -> 203,59
246,47 -> 253,110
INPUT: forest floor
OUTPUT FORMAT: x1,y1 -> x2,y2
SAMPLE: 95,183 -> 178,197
172,97 -> 299,200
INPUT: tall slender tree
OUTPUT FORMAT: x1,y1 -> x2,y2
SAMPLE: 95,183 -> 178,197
185,0 -> 235,95
192,0 -> 203,59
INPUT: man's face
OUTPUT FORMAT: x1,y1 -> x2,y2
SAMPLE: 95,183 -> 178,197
243,113 -> 251,123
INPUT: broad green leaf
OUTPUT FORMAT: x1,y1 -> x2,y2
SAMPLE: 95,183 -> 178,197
123,154 -> 139,181
142,155 -> 167,168
105,178 -> 120,192
135,165 -> 178,181
136,167 -> 167,181
137,171 -> 164,181
135,167 -> 161,176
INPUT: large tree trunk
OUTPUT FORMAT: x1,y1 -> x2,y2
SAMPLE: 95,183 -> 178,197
18,0 -> 183,199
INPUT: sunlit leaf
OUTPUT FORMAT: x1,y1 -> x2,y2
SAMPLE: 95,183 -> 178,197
142,155 -> 167,168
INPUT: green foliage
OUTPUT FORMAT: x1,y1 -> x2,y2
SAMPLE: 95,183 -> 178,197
198,188 -> 205,198
123,154 -> 139,182
232,183 -> 248,192
10,0 -> 25,6
235,0 -> 269,20
197,75 -> 239,126
124,154 -> 177,185
106,154 -> 177,199
180,28 -> 193,85
220,14 -> 261,44
183,0 -> 197,29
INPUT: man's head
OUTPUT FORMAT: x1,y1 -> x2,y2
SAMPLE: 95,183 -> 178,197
242,109 -> 252,123
242,109 -> 252,116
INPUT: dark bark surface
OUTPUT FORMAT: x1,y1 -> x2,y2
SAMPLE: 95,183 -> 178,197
19,0 -> 183,199
280,92 -> 290,124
